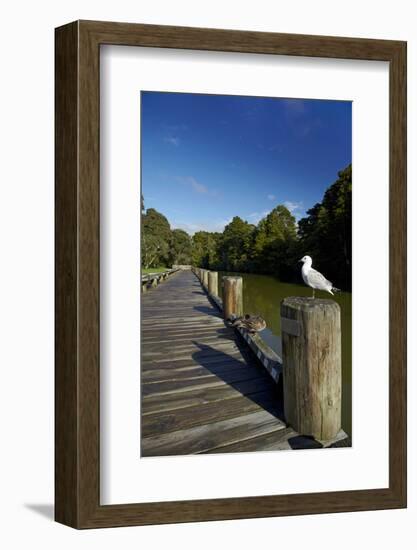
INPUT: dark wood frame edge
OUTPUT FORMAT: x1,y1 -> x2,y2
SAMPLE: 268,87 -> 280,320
55,20 -> 407,529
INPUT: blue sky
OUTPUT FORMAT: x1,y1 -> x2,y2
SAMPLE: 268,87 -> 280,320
141,92 -> 351,235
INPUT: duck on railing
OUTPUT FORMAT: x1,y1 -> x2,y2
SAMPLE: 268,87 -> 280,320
227,314 -> 267,334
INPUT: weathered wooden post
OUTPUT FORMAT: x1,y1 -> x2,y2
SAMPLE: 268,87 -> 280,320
280,297 -> 342,441
202,270 -> 209,289
208,271 -> 218,296
222,276 -> 243,320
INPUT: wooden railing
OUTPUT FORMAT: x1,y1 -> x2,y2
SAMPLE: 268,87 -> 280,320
191,266 -> 343,441
191,266 -> 282,385
141,268 -> 179,293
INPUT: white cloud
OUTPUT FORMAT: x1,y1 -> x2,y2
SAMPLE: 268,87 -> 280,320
284,200 -> 303,214
189,177 -> 208,194
177,176 -> 218,197
267,194 -> 275,201
164,136 -> 180,146
247,210 -> 270,224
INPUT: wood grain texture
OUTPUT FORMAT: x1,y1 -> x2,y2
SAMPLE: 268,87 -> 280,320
208,271 -> 218,296
222,276 -> 243,320
140,271 -> 286,456
55,20 -> 407,529
281,298 -> 342,440
55,20 -> 78,528
202,269 -> 209,289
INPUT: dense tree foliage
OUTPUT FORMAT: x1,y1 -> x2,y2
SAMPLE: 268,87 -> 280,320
191,231 -> 221,269
298,164 -> 352,289
169,229 -> 192,266
141,200 -> 194,268
141,208 -> 171,268
218,217 -> 254,271
251,205 -> 298,279
141,165 -> 352,289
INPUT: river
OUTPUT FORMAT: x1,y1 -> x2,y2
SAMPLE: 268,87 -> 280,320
217,271 -> 352,437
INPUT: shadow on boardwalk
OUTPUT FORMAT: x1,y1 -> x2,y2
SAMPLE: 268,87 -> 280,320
191,341 -> 284,421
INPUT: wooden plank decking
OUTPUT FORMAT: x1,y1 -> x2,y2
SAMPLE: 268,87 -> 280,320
141,270 -> 345,456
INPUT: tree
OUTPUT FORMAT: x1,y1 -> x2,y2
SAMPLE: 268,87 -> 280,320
298,164 -> 352,289
251,205 -> 298,278
263,205 -> 297,241
169,229 -> 192,265
142,234 -> 167,269
141,164 -> 351,288
141,207 -> 171,268
218,217 -> 254,271
191,231 -> 221,268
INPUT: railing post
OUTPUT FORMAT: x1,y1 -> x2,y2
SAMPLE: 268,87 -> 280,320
208,271 -> 218,296
280,297 -> 342,441
202,270 -> 209,289
222,276 -> 243,320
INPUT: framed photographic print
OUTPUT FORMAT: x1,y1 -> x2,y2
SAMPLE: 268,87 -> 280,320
55,20 -> 407,528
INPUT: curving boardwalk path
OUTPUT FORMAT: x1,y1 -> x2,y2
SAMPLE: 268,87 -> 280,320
141,270 -> 344,456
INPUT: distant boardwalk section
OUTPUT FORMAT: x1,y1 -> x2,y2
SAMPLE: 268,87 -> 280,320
172,264 -> 192,270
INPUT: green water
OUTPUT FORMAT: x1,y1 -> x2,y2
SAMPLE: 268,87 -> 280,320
217,271 -> 352,437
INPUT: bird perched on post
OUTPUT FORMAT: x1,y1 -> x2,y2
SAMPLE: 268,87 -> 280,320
228,314 -> 266,333
299,255 -> 340,298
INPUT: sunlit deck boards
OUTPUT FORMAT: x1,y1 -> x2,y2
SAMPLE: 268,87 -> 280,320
141,270 -> 347,456
141,270 -> 289,456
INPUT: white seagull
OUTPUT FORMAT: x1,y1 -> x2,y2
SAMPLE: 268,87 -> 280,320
299,255 -> 340,298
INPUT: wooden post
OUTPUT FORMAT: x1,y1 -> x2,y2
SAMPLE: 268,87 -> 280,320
280,297 -> 342,441
208,271 -> 218,296
222,276 -> 243,320
202,270 -> 209,289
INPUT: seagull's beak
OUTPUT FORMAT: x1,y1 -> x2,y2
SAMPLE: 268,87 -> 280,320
298,258 -> 303,263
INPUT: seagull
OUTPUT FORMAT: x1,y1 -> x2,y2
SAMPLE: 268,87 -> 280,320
299,255 -> 340,298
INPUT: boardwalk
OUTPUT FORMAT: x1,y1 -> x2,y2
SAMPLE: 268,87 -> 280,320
141,270 -> 344,456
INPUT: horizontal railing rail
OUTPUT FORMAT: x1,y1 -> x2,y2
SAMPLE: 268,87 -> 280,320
141,268 -> 180,292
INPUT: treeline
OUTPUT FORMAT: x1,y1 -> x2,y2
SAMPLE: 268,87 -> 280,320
141,207 -> 192,269
141,164 -> 352,290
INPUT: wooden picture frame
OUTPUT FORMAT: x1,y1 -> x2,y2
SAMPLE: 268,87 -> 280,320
55,20 -> 407,528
